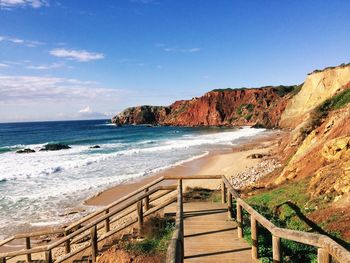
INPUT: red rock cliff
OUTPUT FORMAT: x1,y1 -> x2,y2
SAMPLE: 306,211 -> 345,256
112,86 -> 298,128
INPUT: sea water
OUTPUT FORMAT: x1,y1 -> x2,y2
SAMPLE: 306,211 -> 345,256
0,119 -> 265,238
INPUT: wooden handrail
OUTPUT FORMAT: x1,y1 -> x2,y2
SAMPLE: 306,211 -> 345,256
222,178 -> 350,263
166,179 -> 184,263
1,175 -> 349,263
0,184 -> 175,260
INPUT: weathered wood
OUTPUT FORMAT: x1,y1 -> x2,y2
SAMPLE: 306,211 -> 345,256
45,249 -> 52,263
66,176 -> 165,231
272,235 -> 281,263
178,179 -> 184,261
14,228 -> 64,239
25,236 -> 32,262
227,191 -> 233,219
91,225 -> 98,263
221,180 -> 226,203
137,200 -> 144,234
317,248 -> 331,263
237,202 -> 243,238
104,208 -> 110,233
64,230 -> 71,254
238,198 -> 276,232
222,176 -> 240,198
251,216 -> 258,260
164,174 -> 222,180
144,188 -> 150,211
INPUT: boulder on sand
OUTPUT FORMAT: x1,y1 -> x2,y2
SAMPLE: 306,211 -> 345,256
16,148 -> 35,154
89,145 -> 101,149
40,143 -> 71,151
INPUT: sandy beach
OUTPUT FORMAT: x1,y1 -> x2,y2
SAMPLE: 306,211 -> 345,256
86,130 -> 283,207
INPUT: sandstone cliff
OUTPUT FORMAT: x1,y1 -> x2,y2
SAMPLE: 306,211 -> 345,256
273,64 -> 350,199
112,86 -> 298,128
279,63 -> 350,128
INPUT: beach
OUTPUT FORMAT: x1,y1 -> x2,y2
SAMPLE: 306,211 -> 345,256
86,130 -> 283,207
0,121 -> 282,240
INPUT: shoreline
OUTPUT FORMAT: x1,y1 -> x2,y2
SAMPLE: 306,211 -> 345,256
85,129 -> 284,206
0,128 -> 284,252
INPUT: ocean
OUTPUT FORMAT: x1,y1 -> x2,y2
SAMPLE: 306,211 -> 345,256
0,119 -> 265,238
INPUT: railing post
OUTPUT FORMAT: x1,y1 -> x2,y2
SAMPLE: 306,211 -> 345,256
272,235 -> 281,263
64,230 -> 71,254
144,187 -> 150,211
317,248 -> 330,263
251,216 -> 258,260
137,200 -> 144,234
236,201 -> 243,238
90,225 -> 98,263
0,257 -> 6,263
227,191 -> 233,219
178,179 -> 184,262
104,208 -> 110,233
45,249 -> 52,263
221,180 -> 226,203
25,236 -> 32,262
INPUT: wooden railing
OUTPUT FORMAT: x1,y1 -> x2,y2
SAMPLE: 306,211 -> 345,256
0,177 -> 178,263
1,175 -> 349,263
166,179 -> 184,263
165,175 -> 350,263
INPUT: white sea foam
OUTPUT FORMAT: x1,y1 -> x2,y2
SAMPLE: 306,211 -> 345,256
0,127 -> 266,237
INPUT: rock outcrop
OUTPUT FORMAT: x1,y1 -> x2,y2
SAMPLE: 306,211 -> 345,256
274,65 -> 350,197
112,86 -> 298,128
279,63 -> 350,128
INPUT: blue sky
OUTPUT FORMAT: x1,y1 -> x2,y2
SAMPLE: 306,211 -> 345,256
0,0 -> 349,122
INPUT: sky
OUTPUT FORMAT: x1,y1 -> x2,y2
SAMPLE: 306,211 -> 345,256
0,0 -> 350,122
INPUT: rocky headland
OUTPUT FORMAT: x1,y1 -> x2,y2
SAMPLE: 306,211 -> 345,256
111,63 -> 350,241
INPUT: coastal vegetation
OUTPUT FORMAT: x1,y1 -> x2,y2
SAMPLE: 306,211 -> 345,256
301,88 -> 350,137
242,179 -> 350,262
123,216 -> 175,255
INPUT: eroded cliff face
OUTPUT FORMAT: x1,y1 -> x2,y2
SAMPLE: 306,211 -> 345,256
279,64 -> 350,128
273,64 -> 350,199
112,86 -> 297,128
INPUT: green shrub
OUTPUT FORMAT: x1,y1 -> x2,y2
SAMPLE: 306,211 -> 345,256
244,114 -> 253,121
124,217 -> 175,255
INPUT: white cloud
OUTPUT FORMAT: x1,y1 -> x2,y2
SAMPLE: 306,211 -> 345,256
49,48 -> 104,62
0,63 -> 9,68
0,75 -> 126,122
79,106 -> 92,113
164,47 -> 201,53
0,0 -> 48,9
0,75 -> 119,103
0,35 -> 46,47
26,62 -> 66,70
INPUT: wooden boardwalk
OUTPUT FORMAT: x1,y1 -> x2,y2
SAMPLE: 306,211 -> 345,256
166,201 -> 253,263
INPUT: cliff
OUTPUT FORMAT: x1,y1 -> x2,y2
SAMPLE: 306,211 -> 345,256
279,63 -> 350,128
264,64 -> 350,205
112,86 -> 299,128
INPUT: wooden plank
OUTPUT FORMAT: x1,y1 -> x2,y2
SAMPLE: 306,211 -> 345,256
272,235 -> 280,263
227,192 -> 233,219
251,216 -> 258,260
104,208 -> 110,233
25,236 -> 31,262
91,225 -> 98,263
144,188 -> 150,211
317,248 -> 330,263
137,200 -> 144,234
236,202 -> 243,239
45,249 -> 52,263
